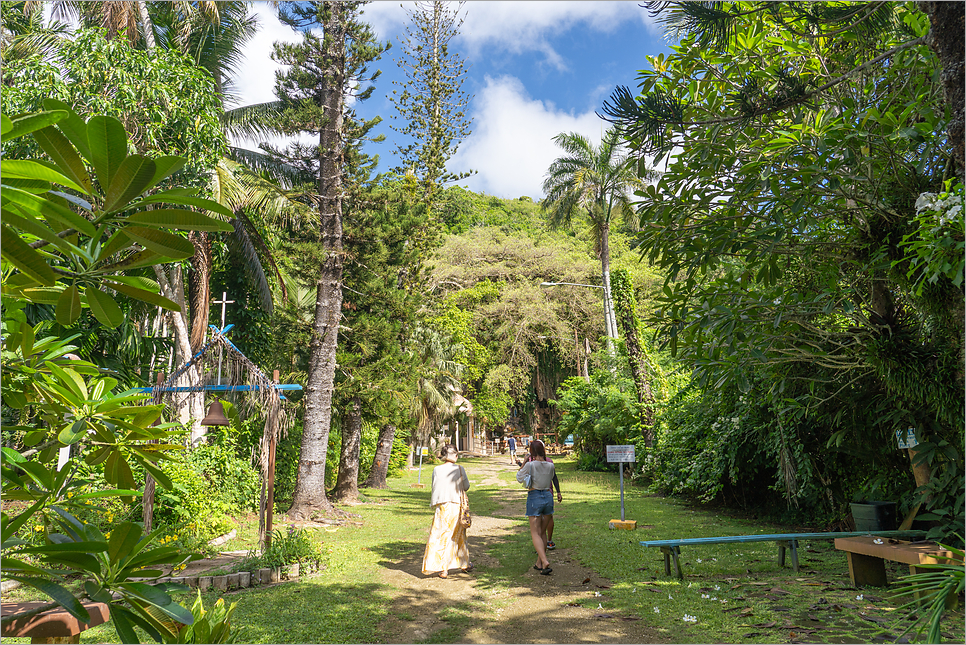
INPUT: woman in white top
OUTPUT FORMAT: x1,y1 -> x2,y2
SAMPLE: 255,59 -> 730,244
422,444 -> 472,578
516,441 -> 555,574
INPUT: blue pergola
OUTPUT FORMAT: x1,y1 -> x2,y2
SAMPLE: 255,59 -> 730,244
139,324 -> 301,551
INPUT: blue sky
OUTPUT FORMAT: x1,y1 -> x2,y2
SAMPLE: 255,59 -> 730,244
232,1 -> 674,200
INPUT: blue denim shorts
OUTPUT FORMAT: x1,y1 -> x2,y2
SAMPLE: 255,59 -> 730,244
526,489 -> 554,517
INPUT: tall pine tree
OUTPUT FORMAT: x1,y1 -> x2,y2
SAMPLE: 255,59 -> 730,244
389,0 -> 473,207
269,0 -> 387,517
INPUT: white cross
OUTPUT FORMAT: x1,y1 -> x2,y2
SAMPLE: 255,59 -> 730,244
212,292 -> 234,385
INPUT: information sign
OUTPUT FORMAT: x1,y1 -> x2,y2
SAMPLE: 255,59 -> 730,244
606,445 -> 636,463
896,428 -> 919,450
421,447 -> 429,456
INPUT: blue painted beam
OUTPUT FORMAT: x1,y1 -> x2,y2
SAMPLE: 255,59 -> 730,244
134,384 -> 302,393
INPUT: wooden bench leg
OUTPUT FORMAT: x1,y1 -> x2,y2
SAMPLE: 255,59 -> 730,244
660,546 -> 672,576
909,565 -> 960,610
660,546 -> 683,578
778,543 -> 785,568
790,540 -> 799,572
845,551 -> 888,587
776,540 -> 798,571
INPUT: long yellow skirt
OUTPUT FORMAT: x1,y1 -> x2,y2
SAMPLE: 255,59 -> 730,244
421,502 -> 469,575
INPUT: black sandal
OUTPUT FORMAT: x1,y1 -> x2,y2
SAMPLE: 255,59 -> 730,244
540,567 -> 553,575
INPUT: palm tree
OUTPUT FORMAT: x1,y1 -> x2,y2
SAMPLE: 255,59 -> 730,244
542,128 -> 653,345
409,324 -> 465,463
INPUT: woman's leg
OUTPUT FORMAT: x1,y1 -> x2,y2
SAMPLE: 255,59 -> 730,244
546,515 -> 555,546
529,516 -> 550,569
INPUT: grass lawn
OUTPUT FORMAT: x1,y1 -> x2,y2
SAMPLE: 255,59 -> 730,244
3,454 -> 963,643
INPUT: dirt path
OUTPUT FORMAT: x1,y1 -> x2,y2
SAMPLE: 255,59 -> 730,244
377,455 -> 669,644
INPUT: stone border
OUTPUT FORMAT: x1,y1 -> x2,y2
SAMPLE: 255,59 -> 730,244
156,560 -> 324,592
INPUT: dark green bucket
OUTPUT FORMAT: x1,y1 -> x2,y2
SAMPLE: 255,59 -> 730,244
850,501 -> 897,531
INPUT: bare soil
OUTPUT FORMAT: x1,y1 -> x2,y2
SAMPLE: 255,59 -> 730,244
376,455 -> 671,644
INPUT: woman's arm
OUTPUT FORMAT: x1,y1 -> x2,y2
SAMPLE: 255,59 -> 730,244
460,465 -> 470,491
515,462 -> 531,485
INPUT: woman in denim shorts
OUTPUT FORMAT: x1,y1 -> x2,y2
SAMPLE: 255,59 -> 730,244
516,441 -> 556,574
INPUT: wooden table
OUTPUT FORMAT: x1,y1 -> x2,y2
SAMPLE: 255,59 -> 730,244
834,536 -> 957,587
1,602 -> 110,644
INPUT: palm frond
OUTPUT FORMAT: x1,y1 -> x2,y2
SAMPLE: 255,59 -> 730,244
226,215 -> 274,313
599,85 -> 686,152
227,146 -> 316,189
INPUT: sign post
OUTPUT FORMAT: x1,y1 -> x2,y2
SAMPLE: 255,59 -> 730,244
606,445 -> 636,530
411,446 -> 429,488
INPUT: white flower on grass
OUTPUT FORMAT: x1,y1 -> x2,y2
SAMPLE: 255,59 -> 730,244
654,607 -> 660,613
687,582 -> 692,588
701,594 -> 710,599
873,538 -> 883,544
696,558 -> 702,563
595,591 -> 601,597
711,597 -> 717,601
598,603 -> 603,610
682,614 -> 697,623
856,594 -> 864,601
714,585 -> 720,591
668,594 -> 673,600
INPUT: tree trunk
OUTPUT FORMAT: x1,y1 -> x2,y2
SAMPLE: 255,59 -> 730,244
611,270 -> 656,447
153,264 -> 205,443
137,0 -> 157,49
918,1 -> 964,181
289,1 -> 346,519
364,423 -> 397,489
186,231 -> 212,446
331,397 -> 362,502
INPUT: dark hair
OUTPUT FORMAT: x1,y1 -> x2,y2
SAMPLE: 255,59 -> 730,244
440,444 -> 458,460
529,440 -> 546,460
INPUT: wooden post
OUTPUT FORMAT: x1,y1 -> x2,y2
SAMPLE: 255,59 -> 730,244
264,370 -> 280,551
142,372 -> 164,533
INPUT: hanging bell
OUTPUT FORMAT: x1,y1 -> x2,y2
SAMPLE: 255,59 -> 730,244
201,399 -> 230,426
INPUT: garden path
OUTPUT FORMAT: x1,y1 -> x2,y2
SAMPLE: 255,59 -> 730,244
376,454 -> 671,644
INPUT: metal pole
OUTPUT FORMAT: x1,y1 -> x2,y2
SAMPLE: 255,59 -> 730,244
417,450 -> 424,484
619,461 -> 626,521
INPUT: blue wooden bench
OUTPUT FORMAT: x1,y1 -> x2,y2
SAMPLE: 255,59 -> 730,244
641,530 -> 928,579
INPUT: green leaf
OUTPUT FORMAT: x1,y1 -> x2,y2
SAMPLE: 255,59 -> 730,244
86,115 -> 128,192
103,155 -> 157,213
1,208 -> 81,255
145,156 -> 188,191
1,113 -> 11,135
2,186 -> 97,237
84,581 -> 113,604
139,191 -> 234,219
3,110 -> 68,142
109,606 -> 143,645
107,522 -> 143,565
125,209 -> 233,232
0,224 -> 57,285
84,286 -> 124,328
121,227 -> 195,259
121,582 -> 194,624
58,418 -> 88,445
100,248 -> 167,271
43,99 -> 92,161
56,285 -> 82,326
32,125 -> 93,194
103,279 -> 181,312
1,159 -> 87,194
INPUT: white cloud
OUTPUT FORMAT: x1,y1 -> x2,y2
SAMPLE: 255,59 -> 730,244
450,75 -> 607,199
229,3 -> 300,109
364,1 -> 660,71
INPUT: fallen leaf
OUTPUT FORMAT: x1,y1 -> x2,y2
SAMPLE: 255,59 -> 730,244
595,584 -> 611,589
753,621 -> 777,628
620,616 -> 641,621
581,578 -> 591,584
770,587 -> 790,594
594,614 -> 616,619
721,606 -> 742,613
859,613 -> 889,625
739,608 -> 754,616
742,633 -> 762,638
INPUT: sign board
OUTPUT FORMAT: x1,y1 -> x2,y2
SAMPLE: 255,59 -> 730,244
606,445 -> 635,463
896,428 -> 919,450
420,447 -> 429,456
